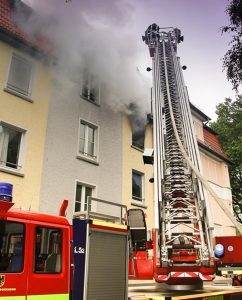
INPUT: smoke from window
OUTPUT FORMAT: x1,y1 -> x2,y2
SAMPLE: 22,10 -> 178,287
16,0 -> 150,115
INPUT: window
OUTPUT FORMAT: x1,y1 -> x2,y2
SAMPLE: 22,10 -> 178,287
34,227 -> 62,273
78,120 -> 98,161
74,183 -> 94,212
132,170 -> 144,202
81,72 -> 99,104
132,127 -> 145,150
0,122 -> 26,171
128,104 -> 145,150
6,52 -> 33,99
0,221 -> 25,273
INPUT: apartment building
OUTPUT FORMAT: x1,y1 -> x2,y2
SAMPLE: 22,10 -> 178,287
191,104 -> 235,236
38,79 -> 124,219
0,0 -> 51,210
0,0 -> 123,218
122,113 -> 154,230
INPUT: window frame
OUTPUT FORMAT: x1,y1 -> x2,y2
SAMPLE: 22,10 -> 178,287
131,169 -> 145,205
77,118 -> 99,164
5,51 -> 35,101
0,120 -> 27,176
74,180 -> 96,214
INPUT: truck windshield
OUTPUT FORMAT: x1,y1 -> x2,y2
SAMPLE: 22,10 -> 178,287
0,220 -> 25,273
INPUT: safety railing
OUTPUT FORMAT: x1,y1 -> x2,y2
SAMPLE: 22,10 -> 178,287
73,196 -> 127,225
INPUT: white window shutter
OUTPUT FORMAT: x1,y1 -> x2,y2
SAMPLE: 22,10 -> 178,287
7,54 -> 32,96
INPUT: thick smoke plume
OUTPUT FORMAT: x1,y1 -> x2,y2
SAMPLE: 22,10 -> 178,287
17,0 -> 150,115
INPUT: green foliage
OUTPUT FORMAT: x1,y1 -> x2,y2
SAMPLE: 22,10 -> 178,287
210,96 -> 242,221
221,0 -> 242,91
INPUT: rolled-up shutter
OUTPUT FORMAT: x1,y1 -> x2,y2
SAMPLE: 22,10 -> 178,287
86,230 -> 128,300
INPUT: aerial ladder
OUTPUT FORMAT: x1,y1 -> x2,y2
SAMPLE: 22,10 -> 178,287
128,24 -> 226,286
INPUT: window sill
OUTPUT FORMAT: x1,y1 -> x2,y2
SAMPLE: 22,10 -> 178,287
0,166 -> 24,177
131,200 -> 147,208
4,88 -> 33,103
131,145 -> 144,152
76,154 -> 99,165
80,96 -> 100,107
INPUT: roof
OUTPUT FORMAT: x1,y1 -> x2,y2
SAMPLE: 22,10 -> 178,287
190,102 -> 211,122
0,0 -> 48,56
203,125 -> 223,154
203,124 -> 218,135
189,103 -> 232,163
197,125 -> 232,164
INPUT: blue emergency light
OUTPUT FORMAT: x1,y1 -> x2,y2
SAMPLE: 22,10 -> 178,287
214,243 -> 225,258
0,182 -> 13,202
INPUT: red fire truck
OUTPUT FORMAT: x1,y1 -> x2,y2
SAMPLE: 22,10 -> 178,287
0,183 -> 129,300
1,185 -> 242,300
125,24 -> 242,288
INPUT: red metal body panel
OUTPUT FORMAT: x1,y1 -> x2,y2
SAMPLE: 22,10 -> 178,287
27,221 -> 70,296
128,229 -> 216,285
215,236 -> 242,265
1,207 -> 70,226
0,201 -> 14,213
154,265 -> 216,285
129,251 -> 153,280
128,251 -> 216,284
0,201 -> 71,297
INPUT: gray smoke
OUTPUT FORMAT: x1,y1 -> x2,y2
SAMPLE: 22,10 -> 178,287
17,0 -> 150,115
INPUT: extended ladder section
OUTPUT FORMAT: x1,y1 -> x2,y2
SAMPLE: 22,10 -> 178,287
143,24 -> 215,282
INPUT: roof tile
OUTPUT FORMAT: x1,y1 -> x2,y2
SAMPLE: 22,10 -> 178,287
203,127 -> 224,154
0,0 -> 47,50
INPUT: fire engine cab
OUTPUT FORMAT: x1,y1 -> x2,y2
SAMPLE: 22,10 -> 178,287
0,182 -> 71,299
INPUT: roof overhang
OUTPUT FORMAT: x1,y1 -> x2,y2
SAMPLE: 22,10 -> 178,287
190,102 -> 211,123
198,140 -> 233,165
0,27 -> 49,59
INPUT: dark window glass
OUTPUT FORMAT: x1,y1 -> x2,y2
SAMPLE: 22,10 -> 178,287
0,125 -> 22,169
34,227 -> 62,274
0,221 -> 25,273
132,128 -> 145,149
81,81 -> 89,99
81,73 -> 98,103
79,123 -> 85,154
89,87 -> 96,102
79,121 -> 96,158
132,171 -> 143,201
6,128 -> 22,168
84,186 -> 92,211
75,184 -> 92,212
87,126 -> 94,156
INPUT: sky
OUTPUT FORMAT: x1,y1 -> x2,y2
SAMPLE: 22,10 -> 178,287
130,0 -> 240,120
22,0 -> 239,120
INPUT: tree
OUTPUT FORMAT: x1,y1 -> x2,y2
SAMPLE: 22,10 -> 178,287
210,96 -> 242,222
221,0 -> 242,91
